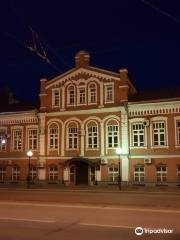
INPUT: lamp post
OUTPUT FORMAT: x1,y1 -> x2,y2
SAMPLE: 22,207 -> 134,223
116,148 -> 122,190
26,150 -> 33,188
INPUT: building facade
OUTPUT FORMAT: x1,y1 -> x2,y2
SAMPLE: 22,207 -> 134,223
0,51 -> 180,187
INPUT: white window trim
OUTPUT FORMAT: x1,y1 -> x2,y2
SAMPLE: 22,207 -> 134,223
174,116 -> 180,148
134,165 -> 145,182
106,119 -> 120,150
66,122 -> 79,151
67,85 -> 76,107
129,118 -> 147,149
86,121 -> 99,150
52,88 -> 60,108
88,83 -> 97,105
26,125 -> 38,151
104,82 -> 114,104
77,85 -> 86,106
48,123 -> 59,151
0,127 -> 7,152
156,165 -> 167,182
11,126 -> 24,152
150,116 -> 168,148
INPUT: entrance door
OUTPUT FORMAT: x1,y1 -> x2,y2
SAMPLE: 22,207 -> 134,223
75,161 -> 88,185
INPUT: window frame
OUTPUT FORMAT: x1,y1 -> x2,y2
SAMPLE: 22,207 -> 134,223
156,166 -> 167,183
104,83 -> 114,103
107,124 -> 119,149
52,88 -> 60,107
27,128 -> 38,150
67,85 -> 76,106
11,127 -> 23,152
48,124 -> 59,150
88,83 -> 97,105
134,166 -> 145,182
108,164 -> 119,182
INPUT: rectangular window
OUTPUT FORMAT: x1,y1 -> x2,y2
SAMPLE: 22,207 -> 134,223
108,165 -> 119,182
88,126 -> 98,149
0,129 -> 6,151
68,127 -> 78,149
90,88 -> 96,103
12,129 -> 22,151
12,167 -> 20,181
29,166 -> 37,181
108,125 -> 118,148
28,129 -> 38,150
132,123 -> 144,147
52,89 -> 60,107
105,84 -> 114,102
49,128 -> 58,149
0,167 -> 6,181
156,166 -> 167,182
177,121 -> 180,146
69,90 -> 75,105
78,87 -> 86,104
134,166 -> 145,182
48,166 -> 58,181
177,166 -> 180,182
153,122 -> 166,146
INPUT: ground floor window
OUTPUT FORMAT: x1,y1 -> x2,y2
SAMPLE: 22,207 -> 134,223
134,166 -> 145,182
0,167 -> 6,181
108,165 -> 119,182
156,166 -> 167,182
29,166 -> 37,181
48,166 -> 58,181
12,167 -> 20,181
177,166 -> 180,182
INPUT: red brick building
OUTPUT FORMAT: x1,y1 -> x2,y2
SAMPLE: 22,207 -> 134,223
0,51 -> 180,187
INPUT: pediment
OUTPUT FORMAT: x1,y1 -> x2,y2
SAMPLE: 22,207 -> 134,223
46,67 -> 120,89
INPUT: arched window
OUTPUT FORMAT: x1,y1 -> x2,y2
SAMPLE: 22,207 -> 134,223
67,85 -> 76,106
48,123 -> 59,150
67,122 -> 78,149
106,119 -> 119,148
86,121 -> 98,149
88,83 -> 97,104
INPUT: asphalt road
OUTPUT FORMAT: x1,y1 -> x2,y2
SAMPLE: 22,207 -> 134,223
0,201 -> 179,240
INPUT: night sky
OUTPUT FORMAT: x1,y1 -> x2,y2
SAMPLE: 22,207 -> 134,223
0,0 -> 180,102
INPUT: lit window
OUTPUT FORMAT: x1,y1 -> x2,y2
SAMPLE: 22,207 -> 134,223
105,84 -> 114,102
52,89 -> 60,107
107,125 -> 119,148
12,129 -> 22,151
68,127 -> 78,149
28,129 -> 38,150
0,129 -> 6,152
49,127 -> 58,149
0,167 -> 6,181
88,126 -> 98,149
134,166 -> 145,182
132,123 -> 144,147
156,166 -> 167,182
108,165 -> 119,182
153,121 -> 166,146
48,166 -> 58,181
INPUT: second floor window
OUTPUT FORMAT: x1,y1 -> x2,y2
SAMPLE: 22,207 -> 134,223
52,90 -> 60,107
12,129 -> 22,151
68,127 -> 78,149
88,126 -> 98,149
153,121 -> 166,146
107,125 -> 118,148
78,87 -> 86,104
67,86 -> 75,106
28,129 -> 38,150
105,84 -> 113,102
49,127 -> 58,149
88,84 -> 97,104
132,123 -> 144,147
177,121 -> 180,146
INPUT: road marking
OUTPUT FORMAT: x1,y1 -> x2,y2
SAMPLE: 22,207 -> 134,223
0,201 -> 180,214
0,217 -> 56,223
79,222 -> 134,229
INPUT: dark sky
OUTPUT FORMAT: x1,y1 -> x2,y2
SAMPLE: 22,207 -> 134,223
0,0 -> 180,102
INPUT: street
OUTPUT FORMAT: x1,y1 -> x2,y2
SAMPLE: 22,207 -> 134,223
0,189 -> 180,239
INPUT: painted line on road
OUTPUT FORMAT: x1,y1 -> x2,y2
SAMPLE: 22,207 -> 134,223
79,222 -> 134,229
0,201 -> 180,214
0,217 -> 56,223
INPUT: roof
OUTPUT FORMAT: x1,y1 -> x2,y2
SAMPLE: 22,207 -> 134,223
129,87 -> 180,103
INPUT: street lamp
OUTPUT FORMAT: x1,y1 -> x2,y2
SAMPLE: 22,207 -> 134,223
26,150 -> 33,188
116,148 -> 122,190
